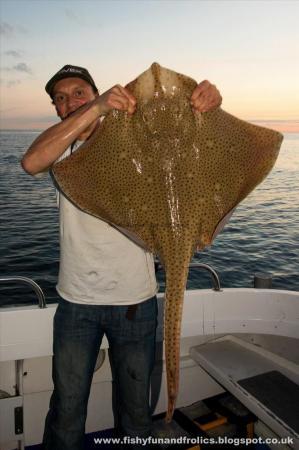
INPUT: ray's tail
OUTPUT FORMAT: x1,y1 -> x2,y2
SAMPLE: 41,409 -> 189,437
164,259 -> 191,422
158,230 -> 195,423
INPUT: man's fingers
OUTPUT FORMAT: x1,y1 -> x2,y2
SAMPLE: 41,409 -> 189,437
192,92 -> 211,110
103,85 -> 136,114
113,85 -> 136,107
191,80 -> 222,112
190,80 -> 210,102
106,90 -> 136,113
193,100 -> 218,112
109,98 -> 129,111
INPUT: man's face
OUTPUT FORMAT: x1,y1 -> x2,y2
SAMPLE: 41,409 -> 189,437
52,77 -> 97,120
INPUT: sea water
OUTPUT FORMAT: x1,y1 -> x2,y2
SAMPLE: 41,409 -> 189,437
0,130 -> 298,306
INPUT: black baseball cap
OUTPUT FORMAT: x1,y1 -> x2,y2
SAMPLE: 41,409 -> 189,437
45,65 -> 98,98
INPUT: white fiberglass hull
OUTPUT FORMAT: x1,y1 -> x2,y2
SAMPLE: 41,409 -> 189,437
1,288 -> 298,449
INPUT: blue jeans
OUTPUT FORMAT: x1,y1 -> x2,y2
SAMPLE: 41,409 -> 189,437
42,295 -> 157,450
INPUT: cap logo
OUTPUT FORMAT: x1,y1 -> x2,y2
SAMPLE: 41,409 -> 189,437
60,68 -> 83,74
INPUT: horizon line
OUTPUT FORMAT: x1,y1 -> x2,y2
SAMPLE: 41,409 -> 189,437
1,119 -> 299,134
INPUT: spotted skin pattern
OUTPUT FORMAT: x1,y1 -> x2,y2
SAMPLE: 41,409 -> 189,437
52,63 -> 283,422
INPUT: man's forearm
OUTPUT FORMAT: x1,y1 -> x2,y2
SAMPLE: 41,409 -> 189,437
21,100 -> 101,176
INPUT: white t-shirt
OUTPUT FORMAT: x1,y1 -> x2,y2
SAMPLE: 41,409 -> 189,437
55,141 -> 158,305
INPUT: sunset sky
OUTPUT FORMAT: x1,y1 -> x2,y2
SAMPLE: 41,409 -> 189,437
0,0 -> 298,131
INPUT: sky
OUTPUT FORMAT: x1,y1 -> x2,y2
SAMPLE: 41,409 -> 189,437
0,0 -> 298,130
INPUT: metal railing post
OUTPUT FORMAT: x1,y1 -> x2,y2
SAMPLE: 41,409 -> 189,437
155,261 -> 221,291
0,277 -> 46,308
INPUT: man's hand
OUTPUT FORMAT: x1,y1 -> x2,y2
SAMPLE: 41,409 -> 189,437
95,85 -> 137,116
190,80 -> 222,113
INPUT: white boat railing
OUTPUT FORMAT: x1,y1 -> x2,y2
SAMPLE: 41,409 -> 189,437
0,276 -> 46,308
155,261 -> 222,291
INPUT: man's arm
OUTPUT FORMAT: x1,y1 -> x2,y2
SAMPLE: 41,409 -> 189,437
21,85 -> 136,176
21,101 -> 100,175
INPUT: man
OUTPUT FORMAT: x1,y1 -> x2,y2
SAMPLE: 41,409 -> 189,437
21,65 -> 222,450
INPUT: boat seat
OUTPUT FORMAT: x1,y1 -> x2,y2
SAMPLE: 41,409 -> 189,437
190,335 -> 299,448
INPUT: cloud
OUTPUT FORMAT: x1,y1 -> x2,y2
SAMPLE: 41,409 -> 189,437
0,77 -> 21,88
63,8 -> 102,32
0,21 -> 29,37
13,63 -> 32,74
1,62 -> 32,75
7,79 -> 21,87
64,8 -> 85,26
64,8 -> 100,28
0,21 -> 14,36
5,50 -> 22,58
